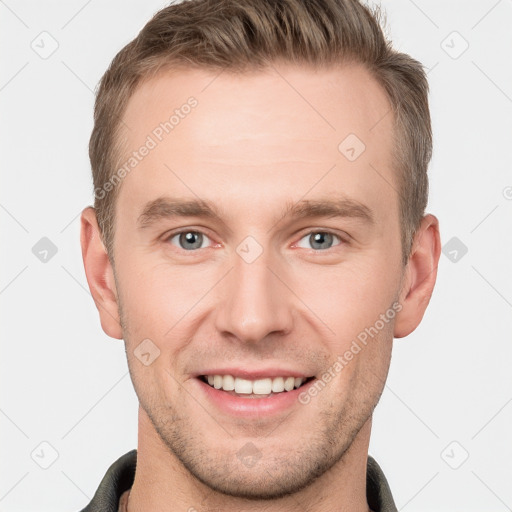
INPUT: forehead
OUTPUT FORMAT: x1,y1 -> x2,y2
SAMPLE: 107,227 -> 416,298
122,62 -> 392,144
116,62 -> 397,227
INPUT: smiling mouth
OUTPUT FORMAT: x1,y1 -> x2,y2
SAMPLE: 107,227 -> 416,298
199,374 -> 316,398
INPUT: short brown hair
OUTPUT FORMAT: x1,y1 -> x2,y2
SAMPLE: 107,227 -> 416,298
90,0 -> 431,266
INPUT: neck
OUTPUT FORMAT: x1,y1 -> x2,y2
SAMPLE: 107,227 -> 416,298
128,406 -> 372,512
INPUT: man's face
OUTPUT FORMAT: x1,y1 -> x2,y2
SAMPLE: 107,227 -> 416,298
112,63 -> 404,498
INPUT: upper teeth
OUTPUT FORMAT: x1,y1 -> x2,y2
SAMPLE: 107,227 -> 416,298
205,375 -> 305,394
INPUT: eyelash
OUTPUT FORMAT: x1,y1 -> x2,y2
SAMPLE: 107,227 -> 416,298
163,228 -> 347,253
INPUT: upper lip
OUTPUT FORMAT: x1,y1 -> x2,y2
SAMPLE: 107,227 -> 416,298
194,367 -> 314,380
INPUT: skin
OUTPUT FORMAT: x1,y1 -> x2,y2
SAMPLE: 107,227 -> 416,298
81,62 -> 441,512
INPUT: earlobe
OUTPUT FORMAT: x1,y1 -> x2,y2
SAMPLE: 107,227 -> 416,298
80,207 -> 123,340
394,214 -> 441,338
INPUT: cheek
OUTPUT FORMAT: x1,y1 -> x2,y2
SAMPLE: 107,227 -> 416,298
291,256 -> 400,350
116,257 -> 210,338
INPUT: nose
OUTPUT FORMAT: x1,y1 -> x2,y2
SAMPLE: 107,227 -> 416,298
214,246 -> 294,345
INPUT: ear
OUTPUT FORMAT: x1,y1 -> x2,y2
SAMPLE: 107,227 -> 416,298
80,206 -> 123,340
394,214 -> 441,338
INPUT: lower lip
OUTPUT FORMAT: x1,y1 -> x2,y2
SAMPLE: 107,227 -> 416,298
195,377 -> 316,417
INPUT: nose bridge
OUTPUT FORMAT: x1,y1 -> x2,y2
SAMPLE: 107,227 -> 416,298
214,243 -> 293,343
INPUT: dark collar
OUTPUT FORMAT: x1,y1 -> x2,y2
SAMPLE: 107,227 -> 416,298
79,449 -> 397,512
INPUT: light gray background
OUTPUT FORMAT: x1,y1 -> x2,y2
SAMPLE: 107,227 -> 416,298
1,0 -> 511,510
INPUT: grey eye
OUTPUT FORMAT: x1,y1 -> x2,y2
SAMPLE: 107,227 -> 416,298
170,231 -> 209,250
297,232 -> 341,250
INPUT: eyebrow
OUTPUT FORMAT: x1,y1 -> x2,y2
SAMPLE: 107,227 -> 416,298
137,195 -> 374,230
